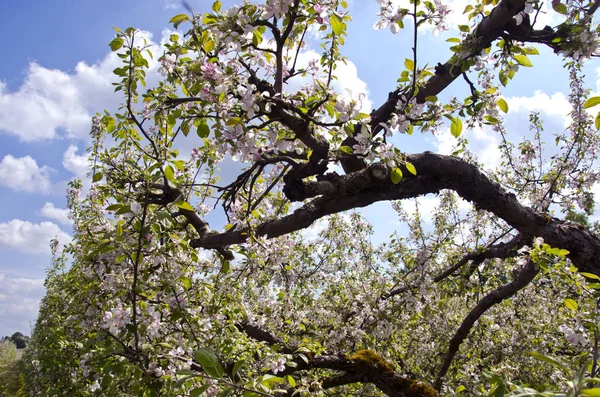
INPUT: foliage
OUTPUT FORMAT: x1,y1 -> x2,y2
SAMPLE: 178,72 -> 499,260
22,0 -> 600,396
0,341 -> 26,397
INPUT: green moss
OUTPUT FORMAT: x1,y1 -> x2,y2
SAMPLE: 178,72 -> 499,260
407,380 -> 439,397
347,350 -> 439,397
348,349 -> 395,375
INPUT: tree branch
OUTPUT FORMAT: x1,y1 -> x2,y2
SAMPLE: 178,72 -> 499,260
191,152 -> 600,276
434,259 -> 539,389
340,0 -> 528,174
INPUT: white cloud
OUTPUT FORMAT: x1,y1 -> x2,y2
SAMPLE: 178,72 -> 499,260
0,220 -> 70,254
0,155 -> 54,194
164,0 -> 179,10
284,49 -> 373,113
434,125 -> 501,168
507,90 -> 571,126
62,145 -> 89,178
40,203 -> 72,226
0,65 -> 91,141
0,31 -> 159,142
0,273 -> 45,337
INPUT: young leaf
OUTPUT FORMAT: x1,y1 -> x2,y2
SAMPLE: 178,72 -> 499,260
527,351 -> 571,375
581,272 -> 600,281
391,168 -> 403,184
405,58 -> 415,71
190,385 -> 210,397
496,98 -> 509,113
195,348 -> 224,379
92,172 -> 103,183
197,120 -> 210,138
175,201 -> 195,212
169,14 -> 191,29
405,162 -> 417,175
164,165 -> 175,182
339,145 -> 353,154
330,14 -> 344,36
450,116 -> 463,137
109,37 -> 124,52
584,96 -> 600,109
232,359 -> 245,376
564,298 -> 578,311
514,54 -> 533,67
581,389 -> 600,396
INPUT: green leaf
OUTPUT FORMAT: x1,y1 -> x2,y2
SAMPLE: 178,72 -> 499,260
330,14 -> 344,36
552,2 -> 568,14
581,389 -> 600,396
164,165 -> 175,182
339,145 -> 353,154
450,116 -> 463,137
176,369 -> 198,376
190,385 -> 210,397
581,272 -> 600,280
391,168 -> 403,184
252,29 -> 263,46
232,359 -> 245,376
456,385 -> 466,393
221,259 -> 230,273
405,58 -> 415,71
260,374 -> 284,387
105,117 -> 116,133
212,0 -> 222,12
527,351 -> 571,375
584,96 -> 600,109
496,98 -> 509,113
179,276 -> 192,289
175,201 -> 195,212
197,120 -> 210,138
513,54 -> 533,67
92,172 -> 103,183
405,162 -> 417,175
564,298 -> 578,311
109,37 -> 124,51
172,160 -> 186,171
195,348 -> 224,379
499,70 -> 508,87
522,46 -> 540,55
595,111 -> 600,130
286,375 -> 296,387
169,14 -> 191,29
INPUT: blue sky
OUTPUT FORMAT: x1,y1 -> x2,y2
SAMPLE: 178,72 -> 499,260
0,0 -> 597,337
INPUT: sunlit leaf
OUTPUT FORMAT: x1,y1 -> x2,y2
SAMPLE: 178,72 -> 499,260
497,98 -> 509,113
391,168 -> 403,184
584,96 -> 600,109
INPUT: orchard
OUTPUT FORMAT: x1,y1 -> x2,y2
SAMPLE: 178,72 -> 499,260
18,0 -> 600,395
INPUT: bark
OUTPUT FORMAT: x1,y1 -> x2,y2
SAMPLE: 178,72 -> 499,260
434,259 -> 539,389
340,0 -> 529,173
238,322 -> 438,397
193,153 -> 600,276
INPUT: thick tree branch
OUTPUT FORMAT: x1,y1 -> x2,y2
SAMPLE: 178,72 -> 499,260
237,323 -> 437,397
434,259 -> 539,389
432,234 -> 527,282
192,152 -> 600,276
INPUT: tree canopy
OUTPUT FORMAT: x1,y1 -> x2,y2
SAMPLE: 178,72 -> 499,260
21,0 -> 600,396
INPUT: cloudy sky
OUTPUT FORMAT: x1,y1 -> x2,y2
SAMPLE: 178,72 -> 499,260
0,0 -> 597,337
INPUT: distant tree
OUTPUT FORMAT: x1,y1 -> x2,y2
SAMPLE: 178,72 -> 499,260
9,333 -> 29,349
0,341 -> 26,397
